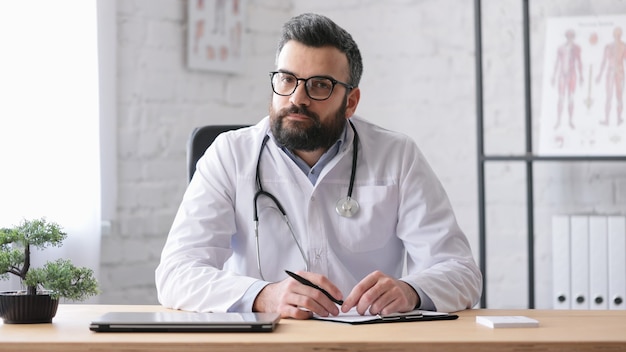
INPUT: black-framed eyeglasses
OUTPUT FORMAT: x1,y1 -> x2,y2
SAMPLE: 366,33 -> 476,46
269,71 -> 354,101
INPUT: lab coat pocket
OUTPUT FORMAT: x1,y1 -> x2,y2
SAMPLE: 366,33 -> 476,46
336,185 -> 397,252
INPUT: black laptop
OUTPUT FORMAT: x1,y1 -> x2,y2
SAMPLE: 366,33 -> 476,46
89,311 -> 281,332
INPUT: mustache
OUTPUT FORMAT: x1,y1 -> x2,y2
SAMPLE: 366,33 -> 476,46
278,105 -> 319,122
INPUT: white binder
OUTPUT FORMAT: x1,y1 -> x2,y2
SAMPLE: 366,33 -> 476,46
570,215 -> 589,310
552,215 -> 571,309
589,216 -> 608,310
608,216 -> 626,310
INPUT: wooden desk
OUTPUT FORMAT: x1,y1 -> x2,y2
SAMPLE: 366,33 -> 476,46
1,305 -> 625,351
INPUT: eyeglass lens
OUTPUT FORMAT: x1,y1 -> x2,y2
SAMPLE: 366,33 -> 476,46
271,72 -> 335,100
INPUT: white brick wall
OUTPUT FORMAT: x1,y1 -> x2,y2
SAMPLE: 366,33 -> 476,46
99,0 -> 626,308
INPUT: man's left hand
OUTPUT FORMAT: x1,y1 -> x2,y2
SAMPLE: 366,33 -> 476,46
340,270 -> 419,316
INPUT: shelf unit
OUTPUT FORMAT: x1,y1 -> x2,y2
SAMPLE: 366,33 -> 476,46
474,0 -> 626,308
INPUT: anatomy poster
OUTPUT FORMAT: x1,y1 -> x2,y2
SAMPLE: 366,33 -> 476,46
539,16 -> 626,155
187,0 -> 245,73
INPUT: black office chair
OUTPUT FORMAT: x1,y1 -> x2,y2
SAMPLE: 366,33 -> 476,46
187,125 -> 248,182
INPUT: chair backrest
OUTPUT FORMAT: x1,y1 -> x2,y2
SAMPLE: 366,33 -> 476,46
187,125 -> 248,182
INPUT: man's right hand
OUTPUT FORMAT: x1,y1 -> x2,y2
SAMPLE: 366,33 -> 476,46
252,271 -> 342,319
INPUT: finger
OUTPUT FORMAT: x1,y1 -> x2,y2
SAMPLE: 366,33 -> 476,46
369,291 -> 399,316
291,271 -> 342,315
369,280 -> 419,315
287,275 -> 340,316
291,289 -> 340,317
294,271 -> 344,302
255,279 -> 338,318
341,272 -> 381,314
355,279 -> 388,315
277,302 -> 313,320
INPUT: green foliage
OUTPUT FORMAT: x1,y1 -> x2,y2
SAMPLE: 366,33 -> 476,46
0,227 -> 27,280
0,243 -> 24,280
0,218 -> 99,301
25,259 -> 100,301
14,218 -> 66,249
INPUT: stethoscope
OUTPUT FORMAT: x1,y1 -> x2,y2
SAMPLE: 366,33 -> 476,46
253,120 -> 360,280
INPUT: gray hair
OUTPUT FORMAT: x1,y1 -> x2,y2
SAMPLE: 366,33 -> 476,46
276,13 -> 363,87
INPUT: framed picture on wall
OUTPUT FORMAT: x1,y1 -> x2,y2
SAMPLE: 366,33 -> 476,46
187,0 -> 246,73
538,15 -> 626,155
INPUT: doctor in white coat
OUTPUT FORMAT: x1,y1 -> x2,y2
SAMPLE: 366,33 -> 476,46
156,13 -> 482,319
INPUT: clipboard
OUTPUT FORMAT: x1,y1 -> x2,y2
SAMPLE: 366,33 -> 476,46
312,309 -> 458,325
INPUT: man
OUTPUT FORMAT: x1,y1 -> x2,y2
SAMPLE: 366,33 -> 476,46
156,13 -> 482,319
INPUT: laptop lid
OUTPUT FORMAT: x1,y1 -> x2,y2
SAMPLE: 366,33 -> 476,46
89,311 -> 281,333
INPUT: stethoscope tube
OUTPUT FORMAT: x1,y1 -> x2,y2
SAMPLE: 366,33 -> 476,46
253,120 -> 359,280
254,188 -> 309,280
336,122 -> 359,217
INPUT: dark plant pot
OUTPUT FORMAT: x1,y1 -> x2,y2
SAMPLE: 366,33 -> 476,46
0,291 -> 59,324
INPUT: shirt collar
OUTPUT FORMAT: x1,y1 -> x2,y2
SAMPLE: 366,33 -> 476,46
269,123 -> 348,185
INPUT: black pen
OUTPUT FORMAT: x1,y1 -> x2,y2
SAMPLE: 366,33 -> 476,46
285,270 -> 344,305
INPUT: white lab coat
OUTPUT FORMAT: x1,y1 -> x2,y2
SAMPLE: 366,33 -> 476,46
155,116 -> 482,313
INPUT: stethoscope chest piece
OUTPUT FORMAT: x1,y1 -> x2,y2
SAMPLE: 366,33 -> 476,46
336,196 -> 359,217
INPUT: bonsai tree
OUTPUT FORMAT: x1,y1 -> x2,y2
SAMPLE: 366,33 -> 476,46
0,218 -> 99,301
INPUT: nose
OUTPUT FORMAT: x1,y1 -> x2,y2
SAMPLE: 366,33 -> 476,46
289,80 -> 310,106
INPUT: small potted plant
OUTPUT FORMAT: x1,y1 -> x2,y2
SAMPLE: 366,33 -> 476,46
0,218 -> 99,324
